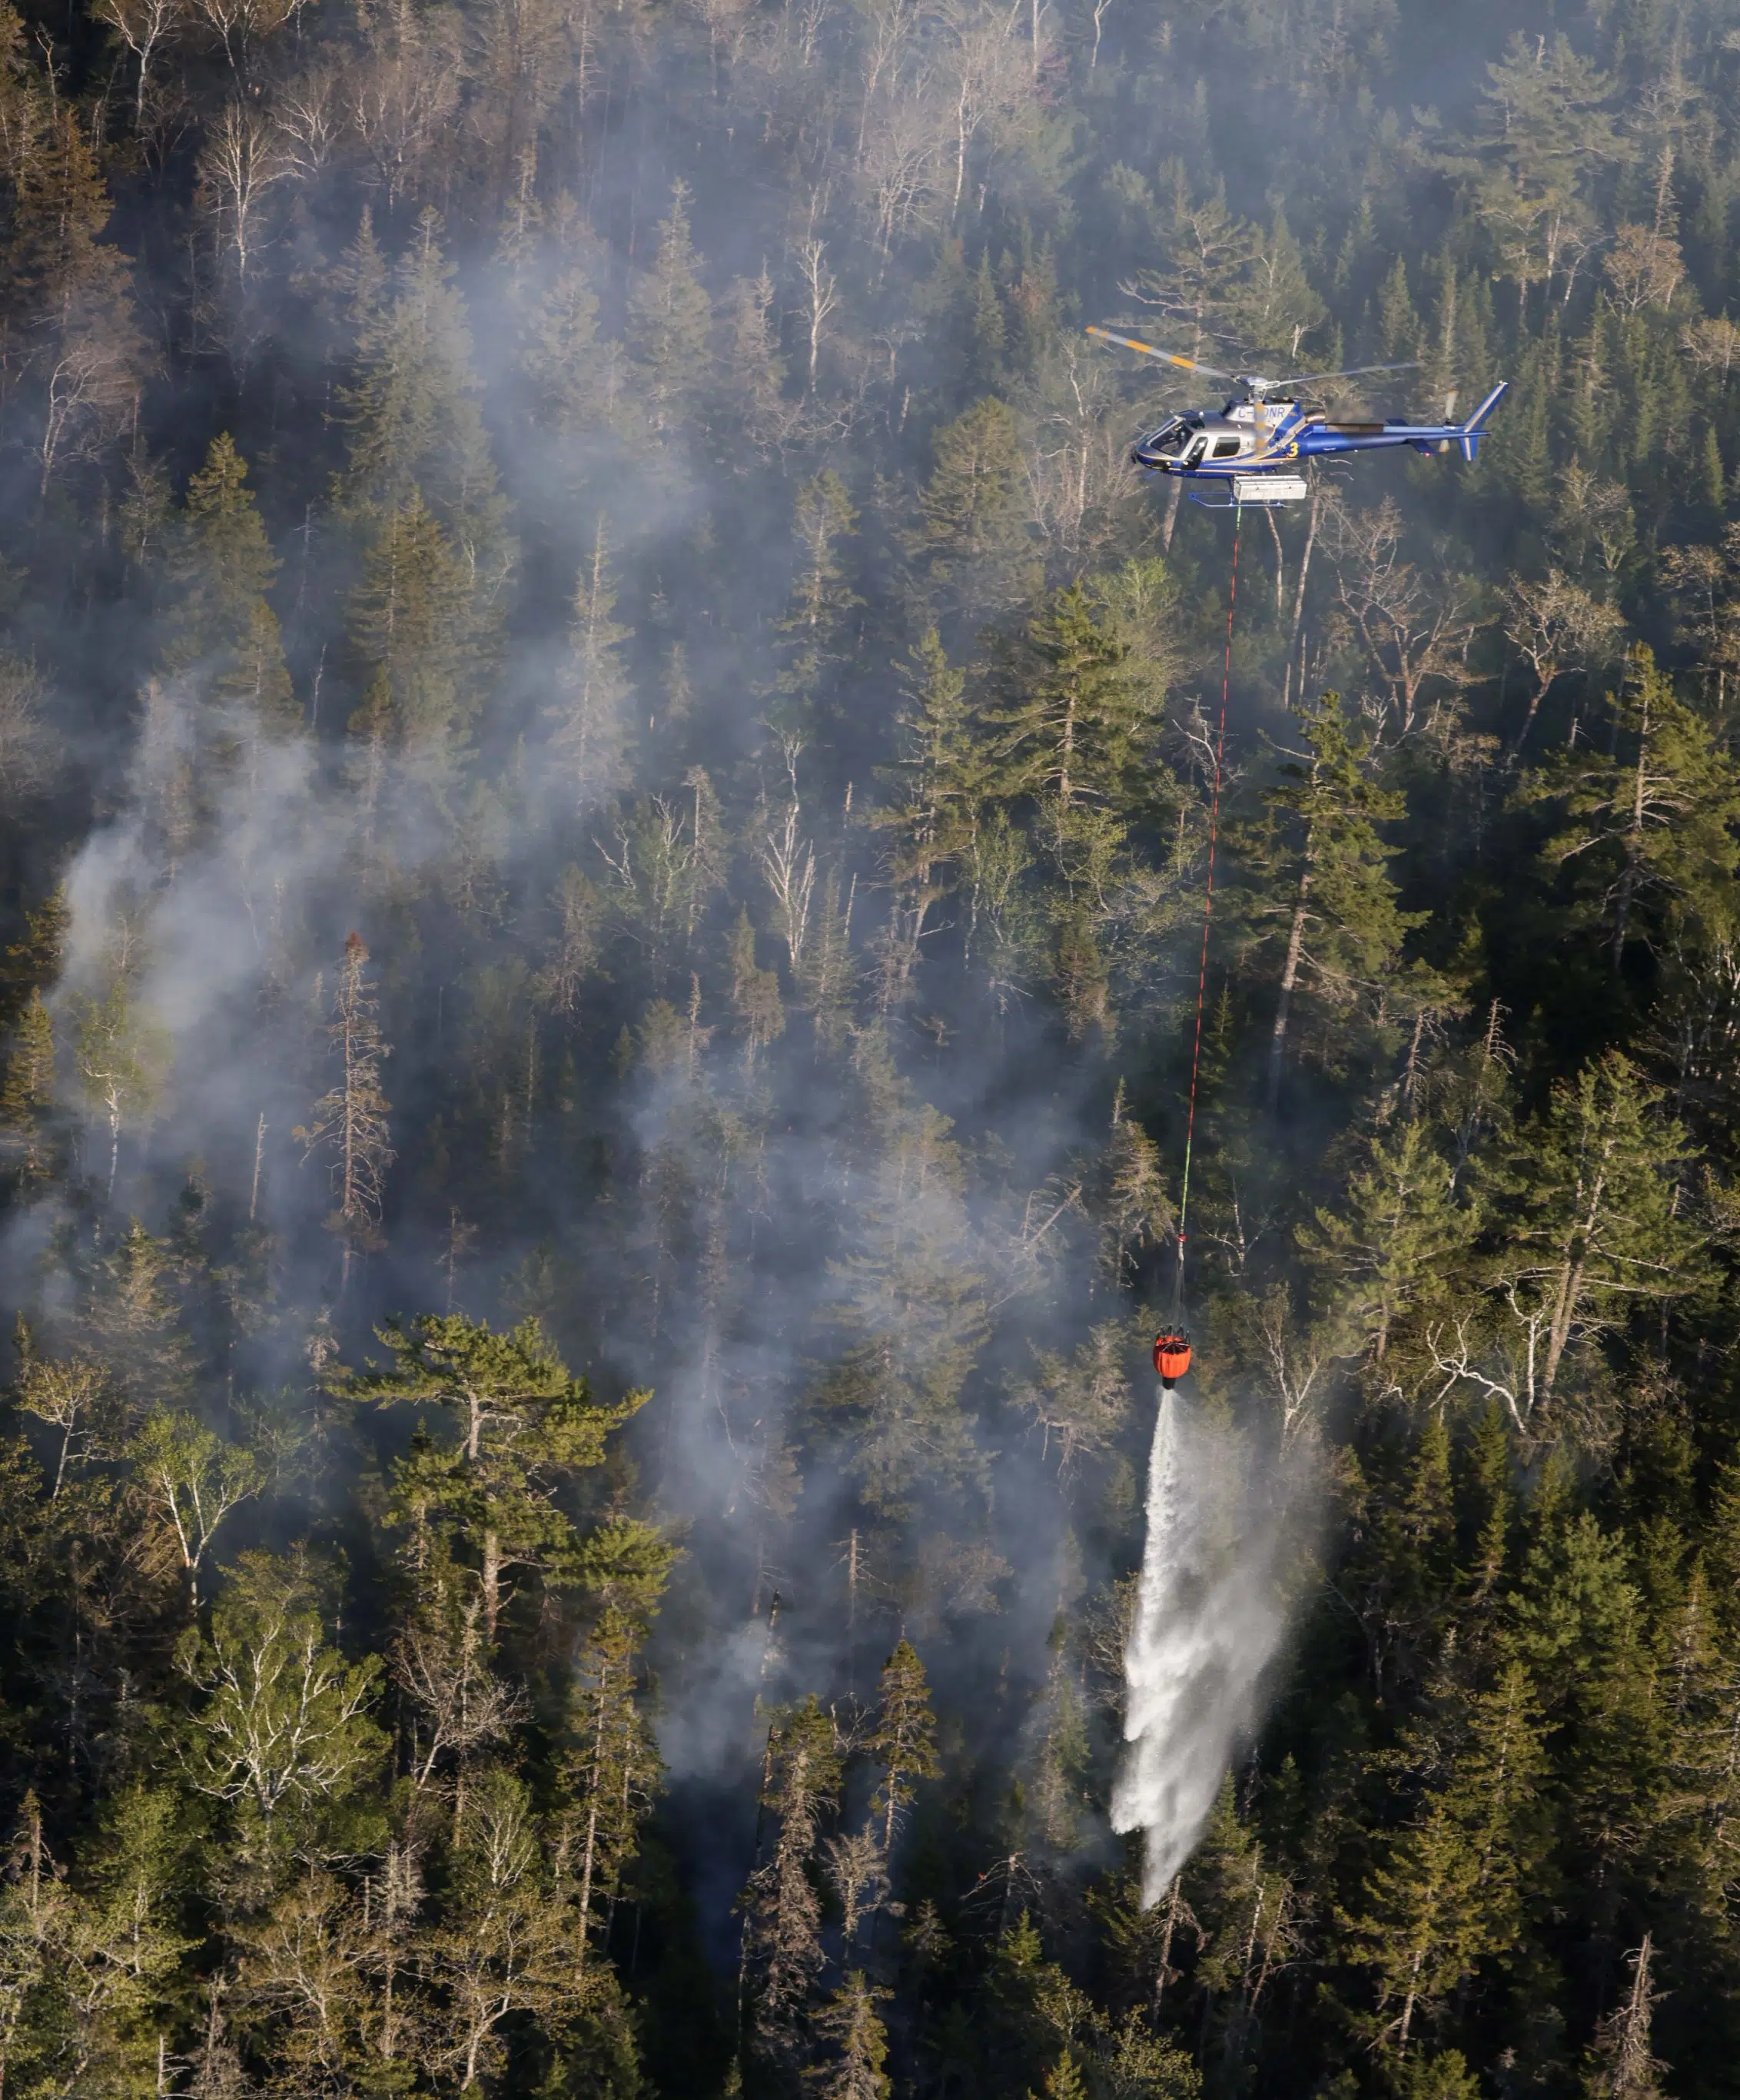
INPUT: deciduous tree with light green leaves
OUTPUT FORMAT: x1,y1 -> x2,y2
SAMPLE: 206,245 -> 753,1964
176,1552 -> 385,1879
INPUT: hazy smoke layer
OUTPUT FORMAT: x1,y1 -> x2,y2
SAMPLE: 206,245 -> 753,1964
1112,1392 -> 1288,1904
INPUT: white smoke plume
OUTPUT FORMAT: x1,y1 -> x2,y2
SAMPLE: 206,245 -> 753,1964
1111,1391 -> 1290,1905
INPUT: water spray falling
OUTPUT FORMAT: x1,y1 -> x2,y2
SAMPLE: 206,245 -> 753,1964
1111,1391 -> 1287,1906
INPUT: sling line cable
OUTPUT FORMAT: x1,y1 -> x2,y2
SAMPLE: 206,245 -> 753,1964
1171,500 -> 1242,1323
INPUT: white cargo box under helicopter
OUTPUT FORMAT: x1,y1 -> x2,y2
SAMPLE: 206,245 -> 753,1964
1232,475 -> 1309,504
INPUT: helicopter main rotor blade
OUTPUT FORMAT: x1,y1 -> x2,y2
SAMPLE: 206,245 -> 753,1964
1263,359 -> 1422,390
1084,326 -> 1237,383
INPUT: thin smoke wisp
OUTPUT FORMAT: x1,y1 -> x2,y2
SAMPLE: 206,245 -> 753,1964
1112,1390 -> 1290,1905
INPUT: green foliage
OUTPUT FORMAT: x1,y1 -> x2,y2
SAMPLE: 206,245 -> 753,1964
1237,690 -> 1421,1107
131,1406 -> 267,1608
1297,1116 -> 1474,1378
349,492 -> 480,755
175,1550 -> 386,1869
915,397 -> 1035,611
626,183 -> 713,433
1523,646 -> 1740,974
345,1311 -> 646,1631
340,209 -> 511,586
161,432 -> 296,726
8,3 -> 1740,2095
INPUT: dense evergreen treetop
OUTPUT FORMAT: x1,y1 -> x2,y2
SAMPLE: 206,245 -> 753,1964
0,0 -> 1737,2095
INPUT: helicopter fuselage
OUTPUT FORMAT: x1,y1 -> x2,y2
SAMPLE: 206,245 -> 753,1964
1131,384 -> 1508,487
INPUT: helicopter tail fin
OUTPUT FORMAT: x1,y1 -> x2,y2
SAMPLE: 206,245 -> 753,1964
1456,381 -> 1508,460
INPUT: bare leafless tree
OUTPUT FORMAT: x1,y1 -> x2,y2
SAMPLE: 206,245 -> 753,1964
792,236 -> 839,391
198,101 -> 291,294
1327,497 -> 1478,738
93,0 -> 190,124
296,934 -> 395,1293
1501,567 -> 1625,752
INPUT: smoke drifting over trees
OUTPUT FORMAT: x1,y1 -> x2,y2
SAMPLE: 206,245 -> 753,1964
0,0 -> 1735,2095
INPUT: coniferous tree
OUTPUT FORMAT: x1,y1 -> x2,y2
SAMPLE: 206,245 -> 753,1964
626,181 -> 712,434
812,1971 -> 893,2100
915,396 -> 1034,613
0,891 -> 65,1039
162,432 -> 295,726
0,989 -> 55,1185
558,1517 -> 675,1969
776,470 -> 861,721
1297,1117 -> 1474,1374
741,1696 -> 841,2068
349,492 -> 477,758
340,211 -> 512,590
343,1311 -> 644,1640
1486,1051 -> 1705,1402
869,1638 -> 939,1856
1237,690 -> 1420,1110
990,583 -> 1159,816
872,626 -> 985,1005
1522,647 -> 1740,975
812,1045 -> 988,1514
5,5 -> 1740,2092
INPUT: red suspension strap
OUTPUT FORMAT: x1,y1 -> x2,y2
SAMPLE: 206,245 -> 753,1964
1171,503 -> 1241,1315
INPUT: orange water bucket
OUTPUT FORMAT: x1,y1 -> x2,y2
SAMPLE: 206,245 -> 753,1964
1154,1331 -> 1192,1388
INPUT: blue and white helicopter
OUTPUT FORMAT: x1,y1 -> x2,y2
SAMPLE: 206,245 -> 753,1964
1086,326 -> 1507,507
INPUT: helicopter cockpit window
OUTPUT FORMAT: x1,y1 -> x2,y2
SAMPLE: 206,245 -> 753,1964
1211,436 -> 1243,460
1134,413 -> 1207,462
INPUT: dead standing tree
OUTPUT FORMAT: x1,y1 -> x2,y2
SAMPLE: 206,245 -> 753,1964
297,932 -> 395,1294
1326,496 -> 1479,739
1500,567 -> 1625,754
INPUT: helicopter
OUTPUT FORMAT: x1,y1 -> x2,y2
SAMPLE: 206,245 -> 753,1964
1086,327 -> 1507,506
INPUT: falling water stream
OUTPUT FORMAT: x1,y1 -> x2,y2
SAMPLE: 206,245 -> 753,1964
1111,1391 -> 1289,1904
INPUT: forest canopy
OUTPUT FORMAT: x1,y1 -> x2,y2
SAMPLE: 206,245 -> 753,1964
0,0 -> 1735,2096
